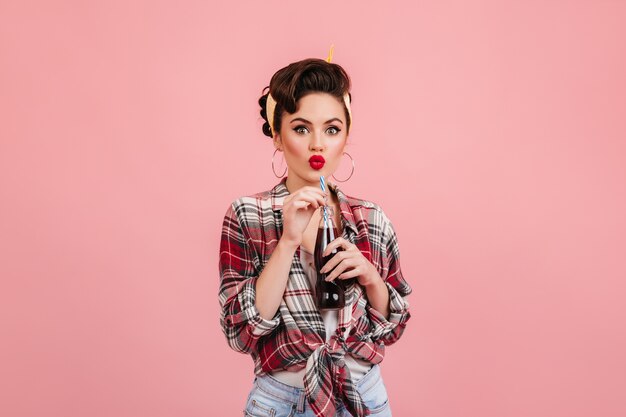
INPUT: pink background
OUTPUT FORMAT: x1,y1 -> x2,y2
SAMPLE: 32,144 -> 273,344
1,1 -> 625,416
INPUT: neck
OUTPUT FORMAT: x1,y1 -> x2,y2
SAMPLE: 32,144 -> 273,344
285,174 -> 329,194
285,175 -> 314,194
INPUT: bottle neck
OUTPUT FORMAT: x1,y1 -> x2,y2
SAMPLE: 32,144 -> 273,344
319,206 -> 336,228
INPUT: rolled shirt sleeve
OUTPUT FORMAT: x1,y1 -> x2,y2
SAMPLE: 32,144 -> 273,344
368,210 -> 413,345
218,203 -> 281,354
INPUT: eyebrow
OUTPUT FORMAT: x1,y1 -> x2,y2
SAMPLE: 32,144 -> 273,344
289,117 -> 344,125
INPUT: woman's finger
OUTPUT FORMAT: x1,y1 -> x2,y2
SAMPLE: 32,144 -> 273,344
336,267 -> 362,280
322,237 -> 352,256
322,251 -> 353,277
299,190 -> 327,208
288,193 -> 321,210
290,201 -> 310,210
291,190 -> 323,205
325,257 -> 358,282
295,188 -> 328,206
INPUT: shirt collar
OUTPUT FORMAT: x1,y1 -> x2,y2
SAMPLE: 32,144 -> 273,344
270,176 -> 358,234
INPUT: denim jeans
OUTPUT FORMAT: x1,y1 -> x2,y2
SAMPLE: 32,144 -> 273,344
243,363 -> 392,417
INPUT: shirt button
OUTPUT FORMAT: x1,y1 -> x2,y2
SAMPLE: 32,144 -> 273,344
225,318 -> 231,325
339,327 -> 346,332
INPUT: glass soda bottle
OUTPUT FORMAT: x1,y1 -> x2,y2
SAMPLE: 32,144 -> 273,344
314,205 -> 353,310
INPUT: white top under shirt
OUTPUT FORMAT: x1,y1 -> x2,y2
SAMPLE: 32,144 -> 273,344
269,247 -> 372,388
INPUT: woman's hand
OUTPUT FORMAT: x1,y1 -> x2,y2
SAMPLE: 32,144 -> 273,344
320,237 -> 382,288
280,186 -> 327,248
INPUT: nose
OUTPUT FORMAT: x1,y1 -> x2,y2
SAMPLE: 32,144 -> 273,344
309,130 -> 325,151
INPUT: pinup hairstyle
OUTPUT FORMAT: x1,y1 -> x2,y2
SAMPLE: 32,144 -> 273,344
258,58 -> 352,138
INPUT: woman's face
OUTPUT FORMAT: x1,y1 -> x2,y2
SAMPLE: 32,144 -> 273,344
275,92 -> 348,188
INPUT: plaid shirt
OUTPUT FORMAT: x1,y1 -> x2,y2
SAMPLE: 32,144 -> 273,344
218,177 -> 412,417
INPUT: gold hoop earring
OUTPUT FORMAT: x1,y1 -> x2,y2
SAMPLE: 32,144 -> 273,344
331,152 -> 355,182
272,148 -> 287,178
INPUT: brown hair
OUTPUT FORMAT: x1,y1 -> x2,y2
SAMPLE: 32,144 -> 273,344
258,58 -> 352,138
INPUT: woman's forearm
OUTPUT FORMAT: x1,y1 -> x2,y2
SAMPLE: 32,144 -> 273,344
364,276 -> 391,320
255,237 -> 298,320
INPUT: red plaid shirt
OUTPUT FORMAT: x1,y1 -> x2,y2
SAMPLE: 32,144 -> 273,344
218,177 -> 412,416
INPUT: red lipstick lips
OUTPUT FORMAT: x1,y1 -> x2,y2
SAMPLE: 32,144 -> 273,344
309,155 -> 325,170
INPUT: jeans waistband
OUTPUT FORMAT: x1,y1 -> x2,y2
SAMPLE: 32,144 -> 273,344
254,363 -> 381,412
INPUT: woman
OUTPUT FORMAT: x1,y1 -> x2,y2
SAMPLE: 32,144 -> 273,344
218,55 -> 412,417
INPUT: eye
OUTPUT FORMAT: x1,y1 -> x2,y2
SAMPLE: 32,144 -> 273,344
294,125 -> 309,134
293,125 -> 341,135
